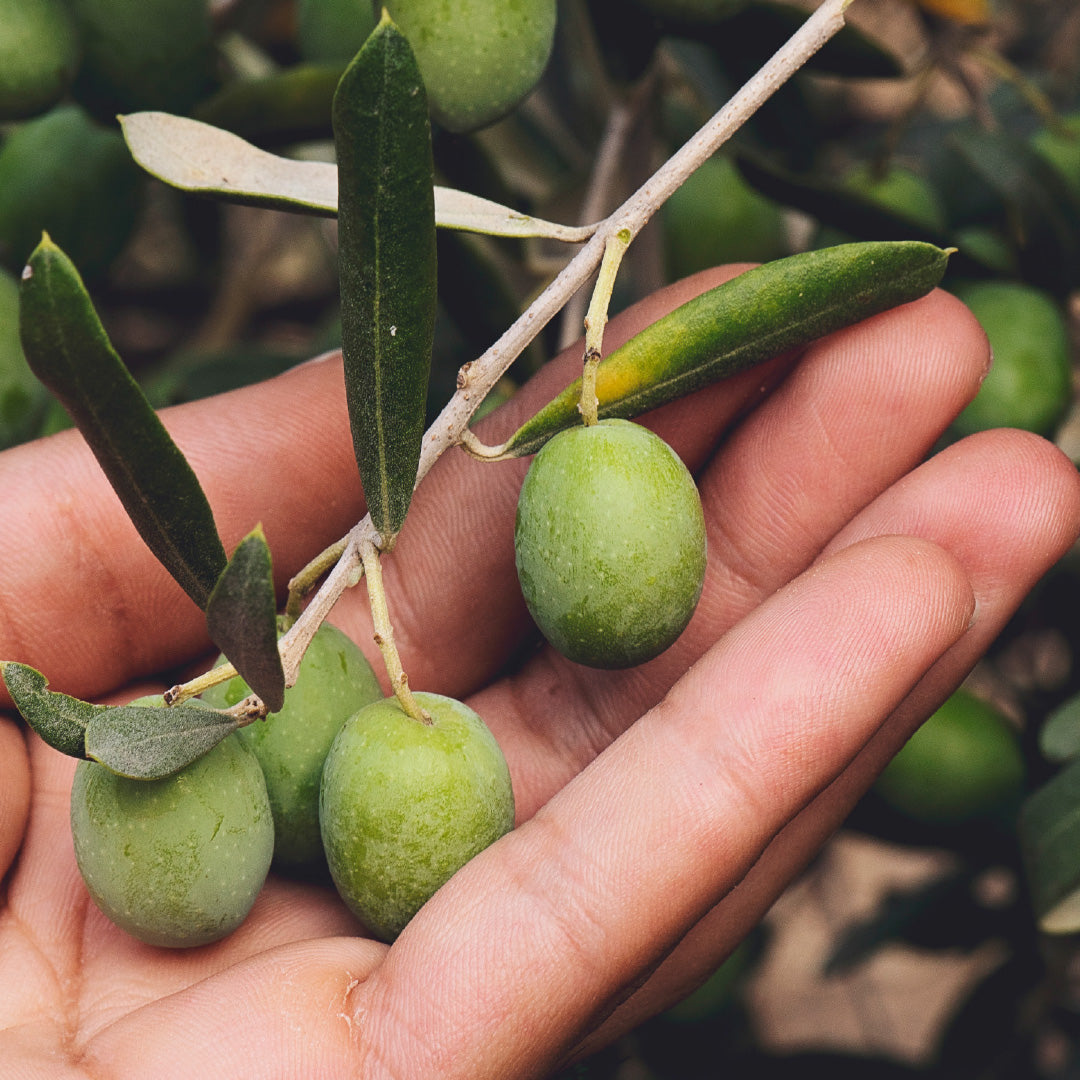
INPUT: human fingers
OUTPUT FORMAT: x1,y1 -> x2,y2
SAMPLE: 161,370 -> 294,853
478,286 -> 989,818
0,717 -> 29,879
353,534 -> 976,1080
580,428 -> 1080,1048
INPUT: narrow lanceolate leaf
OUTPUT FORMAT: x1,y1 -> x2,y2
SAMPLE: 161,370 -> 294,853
1041,692 -> 1080,764
497,242 -> 951,459
205,525 -> 285,713
84,704 -> 240,780
119,111 -> 594,240
19,236 -> 227,607
334,15 -> 436,544
2,662 -> 96,759
1019,758 -> 1080,933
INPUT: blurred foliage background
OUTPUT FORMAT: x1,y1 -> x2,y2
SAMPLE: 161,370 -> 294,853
3,0 -> 1080,1076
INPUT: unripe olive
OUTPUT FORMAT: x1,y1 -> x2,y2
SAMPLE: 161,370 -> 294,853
875,688 -> 1025,827
70,729 -> 274,947
320,693 -> 514,941
0,0 -> 81,122
514,419 -> 707,668
0,104 -> 142,279
662,156 -> 788,280
67,0 -> 215,117
951,281 -> 1072,438
0,267 -> 42,447
201,621 -> 383,873
382,0 -> 557,132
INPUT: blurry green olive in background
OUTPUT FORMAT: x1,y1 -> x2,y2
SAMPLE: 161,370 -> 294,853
0,0 -> 82,122
875,688 -> 1026,827
950,281 -> 1072,438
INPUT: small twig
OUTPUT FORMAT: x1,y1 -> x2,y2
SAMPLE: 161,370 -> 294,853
558,77 -> 654,350
579,229 -> 632,426
165,660 -> 238,705
225,693 -> 269,727
969,44 -> 1065,131
359,539 -> 430,723
458,427 -> 511,460
285,536 -> 348,622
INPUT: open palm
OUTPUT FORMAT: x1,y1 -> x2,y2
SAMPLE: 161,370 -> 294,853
2,269 -> 1078,1079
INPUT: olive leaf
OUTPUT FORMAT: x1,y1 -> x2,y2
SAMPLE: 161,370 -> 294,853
205,525 -> 285,713
333,14 -> 436,545
942,127 -> 1080,295
733,152 -> 951,245
1040,692 -> 1080,764
18,235 -> 228,608
0,661 -> 236,777
193,63 -> 348,146
83,704 -> 240,780
2,661 -> 96,759
496,241 -> 951,458
1019,758 -> 1080,933
119,111 -> 594,240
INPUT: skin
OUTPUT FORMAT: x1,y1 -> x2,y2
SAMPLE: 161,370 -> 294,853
1,267 -> 1079,1078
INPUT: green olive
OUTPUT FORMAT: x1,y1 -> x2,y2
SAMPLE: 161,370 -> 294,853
201,621 -> 383,873
67,0 -> 215,117
950,281 -> 1072,437
0,0 -> 81,122
662,156 -> 788,280
874,688 -> 1026,827
0,267 -> 43,447
514,418 -> 707,668
0,104 -> 142,279
70,729 -> 274,947
320,692 -> 514,941
382,0 -> 557,132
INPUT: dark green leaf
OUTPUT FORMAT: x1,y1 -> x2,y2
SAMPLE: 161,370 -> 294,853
18,235 -> 228,607
942,127 -> 1080,295
333,14 -> 437,545
83,703 -> 239,779
499,241 -> 951,458
734,152 -> 952,247
1039,692 -> 1080,763
1019,757 -> 1080,932
193,63 -> 345,147
205,525 -> 285,713
1,661 -> 96,758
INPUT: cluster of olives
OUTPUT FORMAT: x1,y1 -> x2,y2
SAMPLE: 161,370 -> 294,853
70,412 -> 709,949
70,622 -> 514,947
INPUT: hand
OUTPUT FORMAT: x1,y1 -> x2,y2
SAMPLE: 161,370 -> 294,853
1,269 -> 1077,1079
